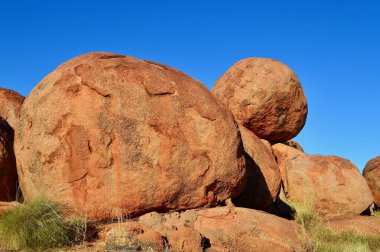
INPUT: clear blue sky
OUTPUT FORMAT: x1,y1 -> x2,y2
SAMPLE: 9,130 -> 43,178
1,0 -> 379,171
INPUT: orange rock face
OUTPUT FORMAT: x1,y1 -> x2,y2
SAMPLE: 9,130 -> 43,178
0,201 -> 20,217
0,88 -> 24,129
138,207 -> 306,252
212,58 -> 308,142
363,157 -> 380,207
272,144 -> 374,216
14,52 -> 246,220
0,117 -> 17,201
233,125 -> 281,210
193,207 -> 306,252
327,216 -> 380,236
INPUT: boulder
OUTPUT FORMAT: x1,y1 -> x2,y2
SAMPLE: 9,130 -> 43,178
0,117 -> 17,201
15,52 -> 246,220
272,143 -> 374,216
363,157 -> 380,207
0,88 -> 24,129
281,139 -> 304,152
212,58 -> 307,142
327,216 -> 380,236
138,207 -> 306,252
98,222 -> 166,252
233,125 -> 281,210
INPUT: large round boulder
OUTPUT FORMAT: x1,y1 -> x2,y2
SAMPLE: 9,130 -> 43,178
363,157 -> 380,207
233,125 -> 281,210
15,52 -> 246,220
272,144 -> 373,216
212,58 -> 308,142
0,117 -> 17,201
0,88 -> 24,129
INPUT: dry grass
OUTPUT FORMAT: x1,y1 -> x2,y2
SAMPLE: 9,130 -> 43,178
288,200 -> 380,252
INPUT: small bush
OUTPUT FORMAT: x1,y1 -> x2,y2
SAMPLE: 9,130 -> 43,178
288,200 -> 380,252
0,197 -> 86,251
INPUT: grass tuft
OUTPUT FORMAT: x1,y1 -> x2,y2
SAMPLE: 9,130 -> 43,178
287,200 -> 380,252
0,197 -> 86,251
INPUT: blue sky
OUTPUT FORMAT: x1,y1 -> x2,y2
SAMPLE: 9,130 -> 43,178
1,0 -> 379,171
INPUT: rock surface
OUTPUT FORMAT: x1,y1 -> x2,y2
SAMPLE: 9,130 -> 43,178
136,206 -> 306,252
0,88 -> 24,129
281,139 -> 304,152
363,157 -> 380,207
327,216 -> 380,236
212,58 -> 308,142
0,201 -> 20,217
0,117 -> 17,201
14,52 -> 246,220
272,143 -> 374,216
233,125 -> 281,210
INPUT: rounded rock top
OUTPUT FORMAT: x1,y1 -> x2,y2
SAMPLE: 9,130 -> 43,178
212,58 -> 308,142
15,52 -> 246,220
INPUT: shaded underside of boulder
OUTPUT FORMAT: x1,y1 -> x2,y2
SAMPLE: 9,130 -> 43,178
0,117 -> 17,201
233,125 -> 281,210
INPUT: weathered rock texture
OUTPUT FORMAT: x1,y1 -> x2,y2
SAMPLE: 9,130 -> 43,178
363,156 -> 380,207
233,125 -> 281,210
0,88 -> 24,129
272,143 -> 374,216
282,139 -> 304,152
327,216 -> 380,236
212,58 -> 308,142
15,52 -> 246,220
136,207 -> 306,252
0,117 -> 17,201
0,201 -> 20,217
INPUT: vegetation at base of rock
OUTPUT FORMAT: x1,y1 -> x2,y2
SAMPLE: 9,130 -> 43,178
374,210 -> 380,217
289,201 -> 380,252
0,197 -> 87,251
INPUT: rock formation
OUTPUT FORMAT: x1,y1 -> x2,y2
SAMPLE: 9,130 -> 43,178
233,125 -> 281,210
0,88 -> 24,129
212,58 -> 307,142
272,143 -> 374,216
363,156 -> 380,207
0,117 -> 17,201
14,52 -> 246,220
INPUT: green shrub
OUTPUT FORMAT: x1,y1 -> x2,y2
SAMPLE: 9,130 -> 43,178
0,197 -> 86,251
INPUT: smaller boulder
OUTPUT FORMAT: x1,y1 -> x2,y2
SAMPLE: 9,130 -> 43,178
0,88 -> 24,129
212,58 -> 308,142
233,125 -> 281,210
281,139 -> 304,152
98,222 -> 166,252
327,216 -> 380,236
363,157 -> 380,207
272,143 -> 374,216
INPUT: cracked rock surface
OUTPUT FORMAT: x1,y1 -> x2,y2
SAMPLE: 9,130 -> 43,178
14,52 -> 246,220
212,58 -> 308,143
